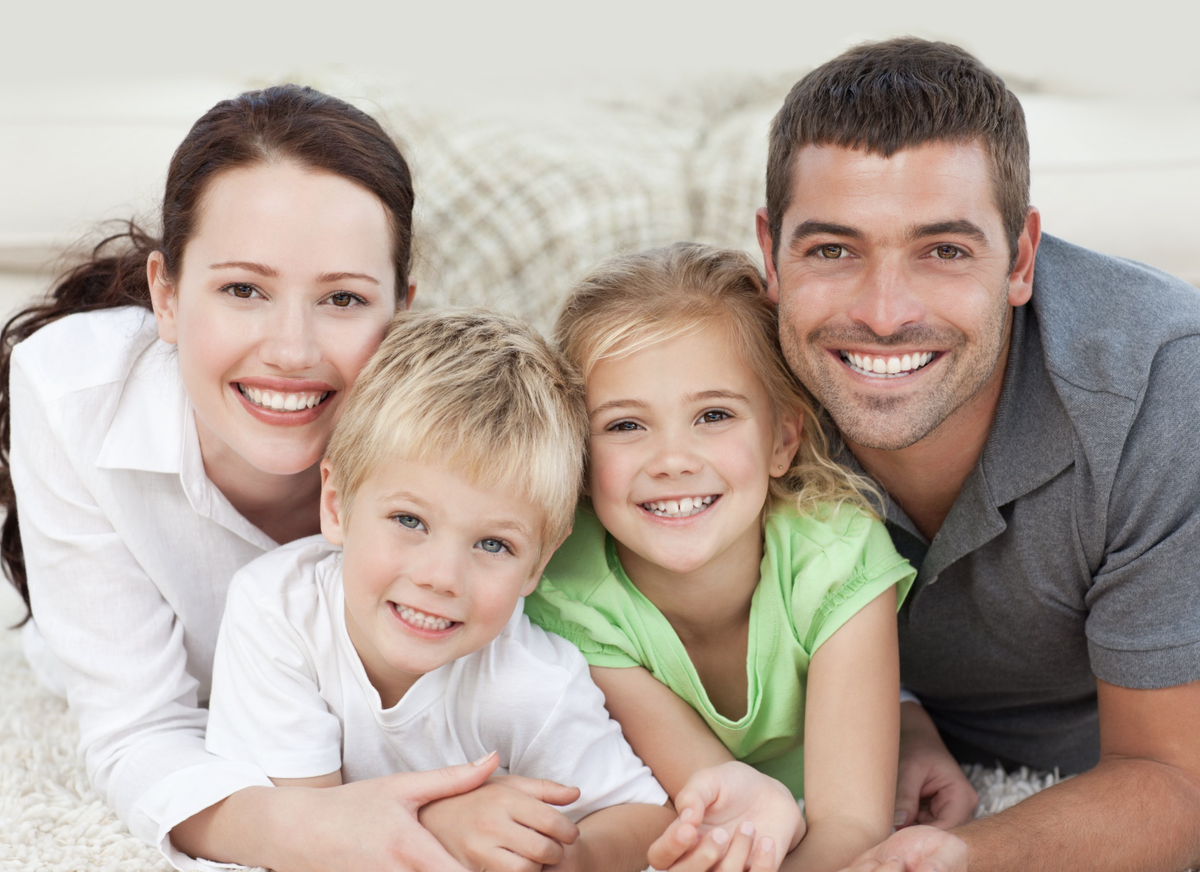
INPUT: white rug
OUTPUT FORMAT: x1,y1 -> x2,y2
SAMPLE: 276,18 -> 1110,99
0,587 -> 1165,872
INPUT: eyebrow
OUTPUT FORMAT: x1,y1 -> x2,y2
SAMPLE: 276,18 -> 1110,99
588,398 -> 648,420
688,389 -> 750,404
788,219 -> 991,249
209,261 -> 380,285
788,221 -> 862,248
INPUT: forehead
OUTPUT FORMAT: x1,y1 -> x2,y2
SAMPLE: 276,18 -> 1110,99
786,140 -> 1003,239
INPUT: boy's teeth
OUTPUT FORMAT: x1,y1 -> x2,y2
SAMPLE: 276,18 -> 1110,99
397,605 -> 454,631
842,351 -> 935,378
642,495 -> 716,519
239,384 -> 329,411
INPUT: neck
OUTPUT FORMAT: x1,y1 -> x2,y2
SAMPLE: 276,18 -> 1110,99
615,524 -> 762,644
848,340 -> 1012,542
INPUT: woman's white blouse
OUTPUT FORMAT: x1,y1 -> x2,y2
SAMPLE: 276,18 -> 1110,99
10,306 -> 276,868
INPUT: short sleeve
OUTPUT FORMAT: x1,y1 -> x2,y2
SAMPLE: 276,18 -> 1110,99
1085,335 -> 1200,687
524,579 -> 644,669
781,505 -> 916,654
206,573 -> 344,779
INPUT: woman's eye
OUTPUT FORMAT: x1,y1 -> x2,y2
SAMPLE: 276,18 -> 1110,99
328,292 -> 364,307
934,244 -> 962,260
223,283 -> 259,299
698,409 -> 731,424
816,244 -> 847,259
607,420 -> 642,432
393,514 -> 424,530
477,538 -> 510,555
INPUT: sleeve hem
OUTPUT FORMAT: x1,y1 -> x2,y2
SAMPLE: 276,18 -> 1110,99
1088,636 -> 1200,690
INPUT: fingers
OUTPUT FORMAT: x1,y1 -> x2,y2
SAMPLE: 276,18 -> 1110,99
492,774 -> 583,808
497,825 -> 568,869
647,808 -> 700,870
712,822 -> 755,872
924,780 -> 978,830
507,796 -> 580,846
674,770 -> 722,820
406,751 -> 502,808
660,826 -> 733,872
749,836 -> 778,872
892,758 -> 926,830
400,817 -> 477,872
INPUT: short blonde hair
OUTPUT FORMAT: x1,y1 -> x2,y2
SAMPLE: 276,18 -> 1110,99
326,308 -> 588,548
555,242 -> 879,517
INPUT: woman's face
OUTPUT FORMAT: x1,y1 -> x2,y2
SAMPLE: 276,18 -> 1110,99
149,161 -> 403,481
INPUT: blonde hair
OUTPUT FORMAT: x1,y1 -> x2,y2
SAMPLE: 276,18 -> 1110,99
325,308 -> 588,549
555,242 -> 879,518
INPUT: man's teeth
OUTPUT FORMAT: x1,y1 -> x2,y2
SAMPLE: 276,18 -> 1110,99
396,605 -> 454,631
239,384 -> 329,411
641,495 -> 716,518
842,351 -> 935,378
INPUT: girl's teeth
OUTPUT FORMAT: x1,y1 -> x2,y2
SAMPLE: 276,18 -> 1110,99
642,495 -> 716,519
397,605 -> 454,631
240,385 -> 329,411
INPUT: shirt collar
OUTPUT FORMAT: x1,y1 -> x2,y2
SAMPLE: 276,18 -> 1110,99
95,339 -> 187,474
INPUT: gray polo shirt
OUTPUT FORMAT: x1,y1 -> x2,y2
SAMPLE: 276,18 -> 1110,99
841,234 -> 1200,774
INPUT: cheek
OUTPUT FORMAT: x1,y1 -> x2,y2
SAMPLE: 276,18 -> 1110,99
329,319 -> 393,388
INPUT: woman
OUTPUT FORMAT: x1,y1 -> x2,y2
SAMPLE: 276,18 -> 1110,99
2,84 -> 492,872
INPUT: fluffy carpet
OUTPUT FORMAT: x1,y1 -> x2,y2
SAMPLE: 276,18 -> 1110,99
0,588 -> 1163,872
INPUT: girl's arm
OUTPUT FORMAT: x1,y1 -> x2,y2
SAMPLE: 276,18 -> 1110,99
591,665 -> 804,871
782,588 -> 899,872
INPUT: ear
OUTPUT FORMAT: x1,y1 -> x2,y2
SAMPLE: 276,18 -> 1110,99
770,413 -> 803,479
320,460 -> 346,545
1007,207 -> 1042,308
402,277 -> 417,311
147,251 -> 179,344
756,206 -> 781,306
520,530 -> 569,597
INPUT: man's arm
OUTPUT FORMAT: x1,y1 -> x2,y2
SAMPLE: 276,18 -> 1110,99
841,679 -> 1200,872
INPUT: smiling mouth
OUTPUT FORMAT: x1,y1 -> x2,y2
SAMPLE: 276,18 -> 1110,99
840,351 -> 936,378
640,495 -> 718,519
393,603 -> 459,632
237,383 -> 331,411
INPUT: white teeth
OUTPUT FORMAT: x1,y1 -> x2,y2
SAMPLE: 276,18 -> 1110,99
841,351 -> 934,379
396,604 -> 454,631
641,495 -> 716,519
239,384 -> 329,411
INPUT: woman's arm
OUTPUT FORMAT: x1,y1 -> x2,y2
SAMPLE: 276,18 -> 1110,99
783,588 -> 899,872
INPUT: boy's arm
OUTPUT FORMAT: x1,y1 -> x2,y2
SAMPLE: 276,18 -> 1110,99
271,773 -> 344,788
550,802 -> 678,872
781,588 -> 898,872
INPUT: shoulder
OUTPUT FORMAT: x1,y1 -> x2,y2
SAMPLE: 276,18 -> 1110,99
527,506 -> 629,628
1032,235 -> 1200,400
11,306 -> 160,400
227,535 -> 341,624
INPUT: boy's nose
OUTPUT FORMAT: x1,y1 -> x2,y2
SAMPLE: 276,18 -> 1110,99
411,550 -> 465,596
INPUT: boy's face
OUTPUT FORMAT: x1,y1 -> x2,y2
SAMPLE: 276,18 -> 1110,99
321,455 -> 554,707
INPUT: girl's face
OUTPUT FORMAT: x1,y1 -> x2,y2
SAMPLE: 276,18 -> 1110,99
149,161 -> 404,481
585,322 -> 799,585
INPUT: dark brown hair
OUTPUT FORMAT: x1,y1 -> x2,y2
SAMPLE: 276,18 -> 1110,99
0,84 -> 415,618
765,37 -> 1029,264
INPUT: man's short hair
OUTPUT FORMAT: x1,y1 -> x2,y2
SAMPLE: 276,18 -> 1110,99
325,308 -> 588,550
766,37 -> 1030,264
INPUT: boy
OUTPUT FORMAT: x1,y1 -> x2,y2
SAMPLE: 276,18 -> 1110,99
206,309 -> 672,872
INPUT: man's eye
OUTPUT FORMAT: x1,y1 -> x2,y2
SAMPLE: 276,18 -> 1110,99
223,283 -> 259,299
393,514 -> 424,530
698,409 -> 731,424
935,245 -> 962,259
477,538 -> 509,554
817,244 -> 846,259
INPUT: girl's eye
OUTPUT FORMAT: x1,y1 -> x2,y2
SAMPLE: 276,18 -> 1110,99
607,420 -> 642,432
934,244 -> 963,260
477,538 -> 510,555
816,244 -> 848,259
698,409 -> 732,424
393,514 -> 424,530
328,291 -> 365,308
223,283 -> 260,299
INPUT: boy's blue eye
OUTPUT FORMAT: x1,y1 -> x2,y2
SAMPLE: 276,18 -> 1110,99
477,538 -> 509,554
394,514 -> 424,530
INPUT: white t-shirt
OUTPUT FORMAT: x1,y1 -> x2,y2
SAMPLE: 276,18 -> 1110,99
10,307 -> 275,868
206,536 -> 668,821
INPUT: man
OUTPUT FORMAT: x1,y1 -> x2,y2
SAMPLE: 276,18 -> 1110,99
756,38 -> 1200,872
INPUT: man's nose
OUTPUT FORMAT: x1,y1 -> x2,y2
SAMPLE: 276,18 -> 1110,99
845,258 -> 925,337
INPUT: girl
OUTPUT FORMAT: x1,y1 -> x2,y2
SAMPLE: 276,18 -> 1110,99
1,85 -> 496,872
525,242 -> 917,872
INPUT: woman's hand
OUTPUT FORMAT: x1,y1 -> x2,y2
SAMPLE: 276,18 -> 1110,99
835,825 -> 967,872
646,761 -> 804,872
418,774 -> 581,872
892,703 -> 977,830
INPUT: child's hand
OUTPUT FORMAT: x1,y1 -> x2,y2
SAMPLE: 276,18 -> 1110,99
647,761 -> 804,872
835,825 -> 967,872
418,774 -> 582,872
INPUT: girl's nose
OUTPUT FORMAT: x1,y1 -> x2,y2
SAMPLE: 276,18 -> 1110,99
646,432 -> 703,478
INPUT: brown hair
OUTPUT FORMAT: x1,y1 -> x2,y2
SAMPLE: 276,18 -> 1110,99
765,37 -> 1029,264
555,242 -> 880,518
0,84 -> 415,618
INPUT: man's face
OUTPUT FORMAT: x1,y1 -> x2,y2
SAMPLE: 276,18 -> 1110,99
758,139 -> 1036,452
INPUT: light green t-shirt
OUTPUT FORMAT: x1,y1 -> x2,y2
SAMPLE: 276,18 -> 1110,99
524,502 -> 915,798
